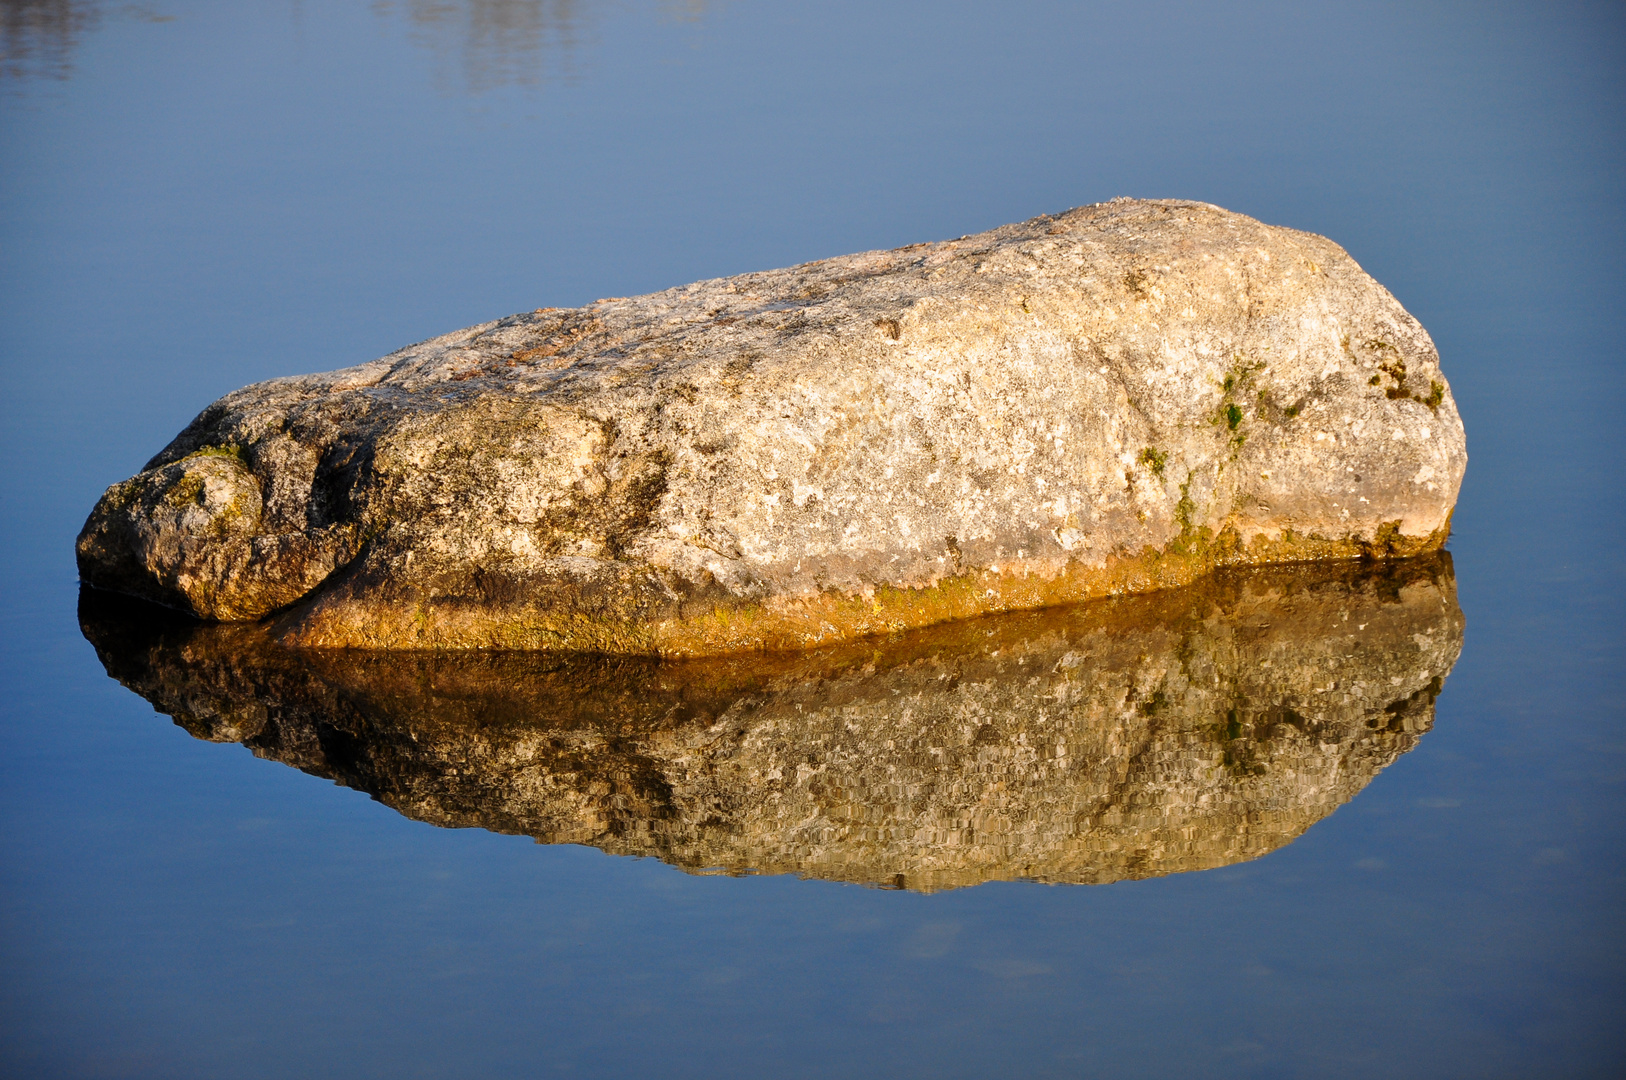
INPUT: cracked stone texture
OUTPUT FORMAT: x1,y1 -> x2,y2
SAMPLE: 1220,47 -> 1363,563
80,556 -> 1463,891
77,198 -> 1466,654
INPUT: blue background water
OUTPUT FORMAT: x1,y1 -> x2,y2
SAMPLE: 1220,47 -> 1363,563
2,2 -> 1622,1076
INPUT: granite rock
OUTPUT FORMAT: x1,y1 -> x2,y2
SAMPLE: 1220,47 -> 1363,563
77,199 -> 1466,653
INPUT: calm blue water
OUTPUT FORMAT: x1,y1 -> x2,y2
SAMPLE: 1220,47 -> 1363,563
2,2 -> 1623,1077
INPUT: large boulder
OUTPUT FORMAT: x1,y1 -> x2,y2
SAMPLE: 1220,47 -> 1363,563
80,556 -> 1464,891
77,199 -> 1466,654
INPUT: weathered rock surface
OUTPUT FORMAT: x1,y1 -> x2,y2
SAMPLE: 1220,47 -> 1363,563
81,556 -> 1462,891
78,199 -> 1465,654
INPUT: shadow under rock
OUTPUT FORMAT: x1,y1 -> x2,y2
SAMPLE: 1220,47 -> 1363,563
79,555 -> 1463,892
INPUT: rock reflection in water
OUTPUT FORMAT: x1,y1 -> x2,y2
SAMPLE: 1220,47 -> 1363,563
80,556 -> 1462,892
1,0 -> 100,81
370,1 -> 708,93
372,0 -> 590,91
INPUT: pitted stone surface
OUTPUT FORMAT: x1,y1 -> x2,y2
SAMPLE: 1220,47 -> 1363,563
77,199 -> 1466,653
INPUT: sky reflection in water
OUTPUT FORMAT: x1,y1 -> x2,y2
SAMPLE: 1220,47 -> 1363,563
0,2 -> 1622,1078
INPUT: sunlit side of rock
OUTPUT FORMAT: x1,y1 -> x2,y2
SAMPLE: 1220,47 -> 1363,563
83,556 -> 1463,890
77,200 -> 1466,655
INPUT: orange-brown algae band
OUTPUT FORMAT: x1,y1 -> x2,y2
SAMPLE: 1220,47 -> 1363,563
276,520 -> 1449,656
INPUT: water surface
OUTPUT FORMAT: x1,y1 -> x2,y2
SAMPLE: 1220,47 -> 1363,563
2,2 -> 1622,1077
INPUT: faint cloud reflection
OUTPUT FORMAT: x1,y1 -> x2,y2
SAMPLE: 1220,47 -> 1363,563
905,921 -> 962,960
973,957 -> 1053,979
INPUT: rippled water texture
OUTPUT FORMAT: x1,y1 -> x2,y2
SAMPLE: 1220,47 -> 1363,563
2,3 -> 1622,1078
